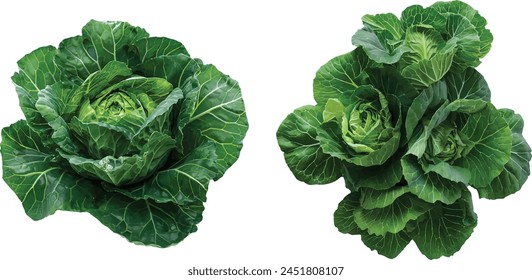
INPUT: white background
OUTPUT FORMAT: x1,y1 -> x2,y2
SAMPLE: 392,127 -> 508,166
1,0 -> 530,279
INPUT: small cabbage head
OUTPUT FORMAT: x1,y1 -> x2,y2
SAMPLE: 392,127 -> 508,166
320,85 -> 401,167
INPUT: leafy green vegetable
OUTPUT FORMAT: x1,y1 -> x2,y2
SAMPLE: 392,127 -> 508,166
352,0 -> 492,89
1,20 -> 248,247
277,0 -> 531,259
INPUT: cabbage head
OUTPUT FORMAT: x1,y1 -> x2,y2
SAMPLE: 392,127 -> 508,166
1,20 -> 248,247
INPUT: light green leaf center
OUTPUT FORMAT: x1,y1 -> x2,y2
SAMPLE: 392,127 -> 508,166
342,92 -> 393,154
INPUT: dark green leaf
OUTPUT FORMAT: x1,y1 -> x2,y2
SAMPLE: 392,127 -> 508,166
430,0 -> 479,19
444,67 -> 490,102
62,132 -> 175,186
277,106 -> 342,184
431,0 -> 493,58
405,81 -> 448,140
11,46 -> 63,133
132,37 -> 189,64
313,48 -> 375,105
354,194 -> 430,235
75,61 -> 132,100
360,185 -> 409,209
334,192 -> 363,235
499,108 -> 524,134
361,230 -> 412,259
342,152 -> 403,191
400,5 -> 446,32
407,102 -> 450,158
479,110 -> 531,199
12,45 -> 62,95
1,120 -> 97,220
318,119 -> 401,167
137,54 -> 200,89
446,14 -> 481,70
56,20 -> 148,80
35,83 -> 82,154
131,87 -> 184,147
402,155 -> 466,204
477,28 -> 493,58
454,102 -> 512,188
445,98 -> 487,113
112,141 -> 217,204
352,28 -> 409,64
89,194 -> 204,247
177,64 -> 248,179
70,117 -> 132,158
412,190 -> 477,259
366,66 -> 418,110
422,161 -> 471,184
362,13 -> 403,41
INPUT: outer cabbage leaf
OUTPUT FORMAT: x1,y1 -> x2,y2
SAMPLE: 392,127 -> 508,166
445,14 -> 481,70
138,54 -> 201,89
444,67 -> 490,102
334,192 -> 363,235
110,141 -> 218,204
452,102 -> 512,188
56,20 -> 148,80
11,46 -> 63,135
479,110 -> 531,199
402,155 -> 466,204
366,67 -> 418,115
313,48 -> 376,105
430,0 -> 493,58
335,191 -> 413,258
176,64 -> 248,179
35,82 -> 83,155
412,190 -> 477,259
352,13 -> 408,64
361,230 -> 412,259
341,152 -> 403,191
359,185 -> 408,209
405,81 -> 448,140
277,105 -> 342,185
89,193 -> 204,247
1,120 -> 98,220
400,5 -> 446,32
131,37 -> 189,65
353,193 -> 430,236
352,28 -> 409,65
362,13 -> 404,42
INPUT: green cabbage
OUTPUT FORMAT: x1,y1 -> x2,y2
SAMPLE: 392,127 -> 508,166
1,20 -> 248,247
277,0 -> 531,259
